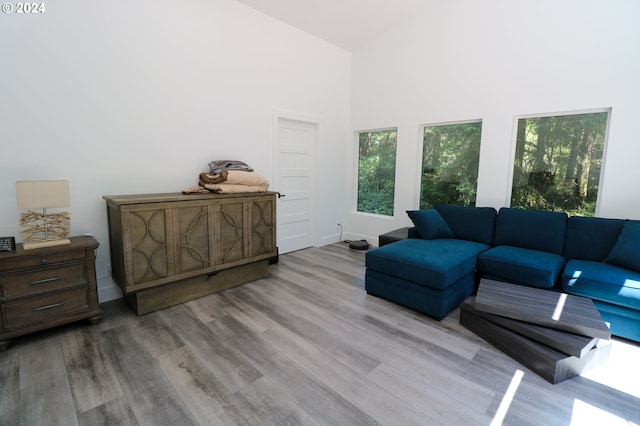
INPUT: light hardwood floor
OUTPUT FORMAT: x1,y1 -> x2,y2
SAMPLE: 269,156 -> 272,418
1,243 -> 639,426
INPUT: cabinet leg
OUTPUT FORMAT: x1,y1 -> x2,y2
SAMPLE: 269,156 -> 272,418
0,340 -> 9,352
88,315 -> 102,325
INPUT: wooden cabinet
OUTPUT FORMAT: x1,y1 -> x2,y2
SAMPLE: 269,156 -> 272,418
0,236 -> 102,350
103,192 -> 277,315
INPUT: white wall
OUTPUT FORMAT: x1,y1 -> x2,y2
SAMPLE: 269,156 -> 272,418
3,0 -> 638,300
348,0 -> 640,244
0,0 -> 351,301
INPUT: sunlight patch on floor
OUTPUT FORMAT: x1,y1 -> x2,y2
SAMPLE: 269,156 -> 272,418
571,399 -> 638,426
491,369 -> 524,426
581,338 -> 640,399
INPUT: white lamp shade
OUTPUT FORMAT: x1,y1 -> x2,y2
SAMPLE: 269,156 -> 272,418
16,180 -> 71,210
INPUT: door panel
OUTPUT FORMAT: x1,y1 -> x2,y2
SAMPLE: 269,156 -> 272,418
276,118 -> 316,254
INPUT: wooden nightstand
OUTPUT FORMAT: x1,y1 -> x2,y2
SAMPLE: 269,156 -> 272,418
0,236 -> 102,350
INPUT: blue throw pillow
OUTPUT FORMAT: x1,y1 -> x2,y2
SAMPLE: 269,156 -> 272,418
407,209 -> 454,240
605,221 -> 640,272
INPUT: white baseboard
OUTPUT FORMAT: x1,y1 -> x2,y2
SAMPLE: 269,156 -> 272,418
97,276 -> 123,303
318,232 -> 377,247
318,233 -> 342,246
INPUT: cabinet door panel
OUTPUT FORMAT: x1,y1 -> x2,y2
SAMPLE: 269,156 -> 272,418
217,202 -> 246,264
250,198 -> 276,258
177,205 -> 210,273
127,209 -> 168,284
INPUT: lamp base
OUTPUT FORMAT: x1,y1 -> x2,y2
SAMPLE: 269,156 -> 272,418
23,239 -> 71,250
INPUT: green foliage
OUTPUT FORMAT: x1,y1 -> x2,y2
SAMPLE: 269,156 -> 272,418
420,122 -> 482,209
511,112 -> 607,217
357,129 -> 397,216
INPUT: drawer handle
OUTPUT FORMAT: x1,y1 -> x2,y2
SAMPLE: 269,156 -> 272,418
33,302 -> 64,312
30,276 -> 61,285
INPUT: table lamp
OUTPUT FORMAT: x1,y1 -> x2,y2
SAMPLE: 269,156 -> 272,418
16,180 -> 71,250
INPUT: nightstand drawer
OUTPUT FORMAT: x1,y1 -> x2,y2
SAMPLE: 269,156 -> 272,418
1,263 -> 87,299
2,287 -> 90,329
0,251 -> 86,272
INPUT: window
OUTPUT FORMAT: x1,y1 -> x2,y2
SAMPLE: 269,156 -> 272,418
420,121 -> 482,209
357,128 -> 397,216
511,111 -> 609,216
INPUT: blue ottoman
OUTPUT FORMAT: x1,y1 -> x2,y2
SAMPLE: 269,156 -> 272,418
365,238 -> 489,319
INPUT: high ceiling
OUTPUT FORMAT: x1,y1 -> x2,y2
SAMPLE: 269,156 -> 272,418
234,0 -> 429,51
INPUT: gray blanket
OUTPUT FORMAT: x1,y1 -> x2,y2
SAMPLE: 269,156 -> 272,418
208,160 -> 253,174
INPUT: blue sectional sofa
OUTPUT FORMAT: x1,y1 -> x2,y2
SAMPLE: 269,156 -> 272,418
365,204 -> 640,342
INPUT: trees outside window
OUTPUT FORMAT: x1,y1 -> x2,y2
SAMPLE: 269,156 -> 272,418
511,111 -> 608,216
357,129 -> 397,216
420,122 -> 482,209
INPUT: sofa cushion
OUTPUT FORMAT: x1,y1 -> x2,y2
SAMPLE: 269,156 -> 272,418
604,221 -> 640,272
434,204 -> 497,245
494,208 -> 568,254
477,245 -> 565,288
563,216 -> 626,261
407,209 -> 454,240
562,259 -> 640,310
365,238 -> 489,290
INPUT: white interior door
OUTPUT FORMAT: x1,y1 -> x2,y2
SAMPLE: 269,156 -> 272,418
275,117 -> 316,254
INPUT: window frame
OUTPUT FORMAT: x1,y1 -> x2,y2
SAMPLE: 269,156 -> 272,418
416,119 -> 483,209
353,126 -> 399,218
506,108 -> 612,216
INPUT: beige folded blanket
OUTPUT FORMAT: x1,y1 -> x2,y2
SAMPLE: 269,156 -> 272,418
204,183 -> 269,194
224,171 -> 269,186
183,171 -> 270,194
182,185 -> 210,194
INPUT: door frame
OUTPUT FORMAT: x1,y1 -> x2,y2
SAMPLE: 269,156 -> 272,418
272,109 -> 320,251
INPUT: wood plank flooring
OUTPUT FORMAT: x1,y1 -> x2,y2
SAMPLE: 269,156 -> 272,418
1,243 -> 639,425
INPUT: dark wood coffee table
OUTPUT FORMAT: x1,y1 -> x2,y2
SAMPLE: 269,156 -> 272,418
460,279 -> 612,384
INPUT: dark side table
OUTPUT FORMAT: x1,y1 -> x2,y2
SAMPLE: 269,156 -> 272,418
378,227 -> 410,247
